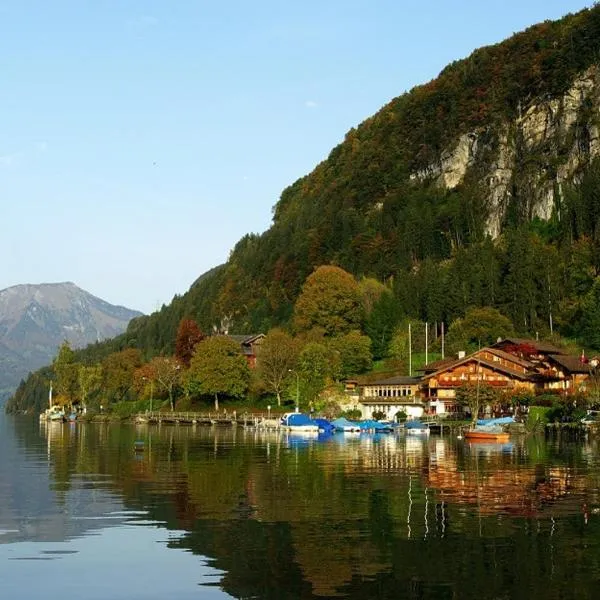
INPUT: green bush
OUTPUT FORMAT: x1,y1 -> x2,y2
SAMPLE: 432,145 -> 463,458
395,410 -> 408,423
342,409 -> 362,420
528,406 -> 551,427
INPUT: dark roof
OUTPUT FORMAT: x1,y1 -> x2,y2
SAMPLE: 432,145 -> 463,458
477,347 -> 535,369
493,337 -> 565,355
227,334 -> 264,345
546,353 -> 591,374
361,376 -> 422,386
422,354 -> 531,381
417,357 -> 459,373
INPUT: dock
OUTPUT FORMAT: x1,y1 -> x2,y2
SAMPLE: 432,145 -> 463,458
134,411 -> 281,429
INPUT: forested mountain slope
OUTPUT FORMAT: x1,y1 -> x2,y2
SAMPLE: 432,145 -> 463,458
118,4 -> 600,348
8,5 -> 600,413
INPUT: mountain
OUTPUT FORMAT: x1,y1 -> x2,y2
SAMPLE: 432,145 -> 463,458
0,282 -> 142,402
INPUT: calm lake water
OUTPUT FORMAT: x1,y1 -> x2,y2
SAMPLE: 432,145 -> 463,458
1,413 -> 600,599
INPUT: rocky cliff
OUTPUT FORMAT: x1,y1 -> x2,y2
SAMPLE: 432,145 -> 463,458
0,282 -> 142,401
412,66 -> 600,238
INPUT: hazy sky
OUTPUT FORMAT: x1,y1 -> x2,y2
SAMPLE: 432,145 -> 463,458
1,1 -> 592,314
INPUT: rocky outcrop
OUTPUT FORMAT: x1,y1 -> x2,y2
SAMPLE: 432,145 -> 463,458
411,66 -> 600,237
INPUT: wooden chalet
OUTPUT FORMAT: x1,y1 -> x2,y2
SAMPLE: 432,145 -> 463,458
421,347 -> 536,415
536,353 -> 591,393
227,334 -> 265,368
358,376 -> 423,420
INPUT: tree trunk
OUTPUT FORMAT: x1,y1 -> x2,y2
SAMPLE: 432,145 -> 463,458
214,393 -> 219,412
276,391 -> 281,407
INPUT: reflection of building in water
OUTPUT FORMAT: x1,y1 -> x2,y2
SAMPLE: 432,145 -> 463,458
424,444 -> 589,518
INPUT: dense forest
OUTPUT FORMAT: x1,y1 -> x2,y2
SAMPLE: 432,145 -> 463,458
7,5 -> 600,414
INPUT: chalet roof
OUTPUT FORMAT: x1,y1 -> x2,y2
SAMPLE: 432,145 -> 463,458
227,334 -> 264,345
493,337 -> 565,355
417,357 -> 459,373
422,354 -> 531,381
546,353 -> 591,374
361,376 -> 422,386
476,347 -> 535,369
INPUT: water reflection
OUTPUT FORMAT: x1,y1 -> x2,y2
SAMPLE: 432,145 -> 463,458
4,416 -> 600,599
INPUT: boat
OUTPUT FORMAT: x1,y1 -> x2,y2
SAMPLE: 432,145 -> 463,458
312,418 -> 335,433
358,419 -> 394,433
331,417 -> 362,432
39,383 -> 65,422
464,416 -> 514,442
280,412 -> 319,432
464,429 -> 510,442
404,419 -> 430,435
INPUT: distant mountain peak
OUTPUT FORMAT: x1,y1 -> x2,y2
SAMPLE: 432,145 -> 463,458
0,282 -> 142,401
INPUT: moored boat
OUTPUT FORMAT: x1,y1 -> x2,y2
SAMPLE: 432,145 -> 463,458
464,428 -> 510,443
404,419 -> 430,435
331,417 -> 362,432
280,412 -> 319,432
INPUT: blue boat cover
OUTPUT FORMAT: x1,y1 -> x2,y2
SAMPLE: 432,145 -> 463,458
331,417 -> 361,430
282,412 -> 314,426
404,420 -> 428,429
359,419 -> 391,431
476,416 -> 515,426
313,418 -> 335,432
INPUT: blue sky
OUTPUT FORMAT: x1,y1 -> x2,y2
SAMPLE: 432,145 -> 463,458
0,1 -> 592,314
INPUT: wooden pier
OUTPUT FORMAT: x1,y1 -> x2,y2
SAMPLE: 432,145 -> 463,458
134,411 -> 281,428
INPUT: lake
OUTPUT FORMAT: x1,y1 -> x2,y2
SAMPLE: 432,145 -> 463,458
1,413 -> 600,599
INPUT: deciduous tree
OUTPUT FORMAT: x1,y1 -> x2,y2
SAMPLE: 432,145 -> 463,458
256,329 -> 298,407
188,336 -> 250,410
102,348 -> 143,404
174,318 -> 205,367
293,265 -> 364,336
147,356 -> 182,411
78,365 -> 102,410
53,341 -> 79,405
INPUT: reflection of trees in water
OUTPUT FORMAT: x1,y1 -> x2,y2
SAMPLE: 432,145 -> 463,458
28,420 -> 600,599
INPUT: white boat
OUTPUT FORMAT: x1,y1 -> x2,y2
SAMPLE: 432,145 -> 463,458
404,420 -> 430,435
40,382 -> 65,422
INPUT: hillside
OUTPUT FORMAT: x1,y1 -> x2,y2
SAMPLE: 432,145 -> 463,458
0,282 -> 142,402
112,4 -> 600,345
7,5 -> 600,412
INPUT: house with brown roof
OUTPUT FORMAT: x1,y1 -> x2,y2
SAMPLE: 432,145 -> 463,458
536,353 -> 591,393
227,334 -> 265,368
421,348 -> 535,415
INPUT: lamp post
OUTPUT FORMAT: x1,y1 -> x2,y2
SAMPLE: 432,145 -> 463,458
289,369 -> 300,413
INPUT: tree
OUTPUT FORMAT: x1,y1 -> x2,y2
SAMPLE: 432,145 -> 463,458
364,290 -> 402,360
456,381 -> 499,425
446,306 -> 514,354
297,342 -> 331,406
147,356 -> 183,411
256,329 -> 298,407
575,278 -> 600,350
78,365 -> 102,410
174,318 -> 205,367
293,265 -> 364,336
189,336 -> 250,410
102,348 -> 143,404
53,341 -> 79,405
329,331 -> 373,380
